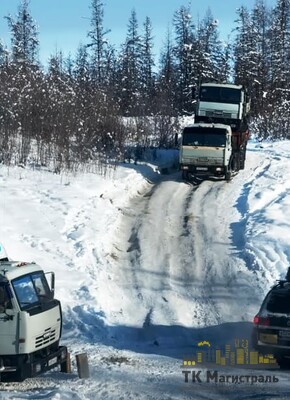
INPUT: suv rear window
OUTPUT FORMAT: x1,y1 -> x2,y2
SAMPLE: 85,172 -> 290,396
266,289 -> 290,314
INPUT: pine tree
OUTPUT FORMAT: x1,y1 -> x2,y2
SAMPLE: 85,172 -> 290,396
2,0 -> 42,163
234,1 -> 271,117
215,39 -> 232,83
158,29 -> 178,113
268,0 -> 290,136
172,5 -> 195,113
269,0 -> 290,103
196,9 -> 225,82
87,0 -> 110,86
0,40 -> 9,66
154,30 -> 180,147
140,16 -> 155,113
5,0 -> 39,65
74,44 -> 90,86
119,9 -> 142,115
250,0 -> 271,115
233,6 -> 253,87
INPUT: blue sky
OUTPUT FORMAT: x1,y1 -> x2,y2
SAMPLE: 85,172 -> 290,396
0,0 -> 275,66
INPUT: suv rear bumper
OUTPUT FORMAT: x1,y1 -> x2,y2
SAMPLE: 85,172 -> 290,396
252,327 -> 290,357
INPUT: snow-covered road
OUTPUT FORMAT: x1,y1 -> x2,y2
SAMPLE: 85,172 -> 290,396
1,143 -> 290,398
107,152 -> 265,333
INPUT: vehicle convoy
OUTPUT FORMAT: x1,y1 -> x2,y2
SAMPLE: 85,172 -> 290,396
252,268 -> 290,368
179,82 -> 250,181
0,247 -> 68,382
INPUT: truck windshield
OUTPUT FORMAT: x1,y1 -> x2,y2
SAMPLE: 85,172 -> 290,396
12,271 -> 52,310
182,128 -> 227,147
200,87 -> 241,104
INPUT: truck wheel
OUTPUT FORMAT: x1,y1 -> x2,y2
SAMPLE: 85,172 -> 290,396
239,148 -> 246,170
225,171 -> 232,182
182,171 -> 189,181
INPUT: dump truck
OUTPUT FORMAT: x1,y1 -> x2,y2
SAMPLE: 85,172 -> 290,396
179,122 -> 249,181
0,247 -> 68,382
179,82 -> 250,181
194,82 -> 250,131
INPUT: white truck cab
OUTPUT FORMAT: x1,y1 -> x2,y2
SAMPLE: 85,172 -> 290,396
0,256 -> 67,382
195,82 -> 250,131
179,123 -> 233,181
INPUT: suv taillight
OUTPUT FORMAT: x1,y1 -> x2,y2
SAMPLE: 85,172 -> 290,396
253,315 -> 270,326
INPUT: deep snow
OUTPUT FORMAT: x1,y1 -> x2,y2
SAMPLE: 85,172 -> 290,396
1,141 -> 290,399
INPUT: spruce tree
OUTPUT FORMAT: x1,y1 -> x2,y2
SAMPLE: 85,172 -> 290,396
5,0 -> 39,65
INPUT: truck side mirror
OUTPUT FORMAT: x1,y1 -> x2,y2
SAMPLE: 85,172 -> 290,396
45,272 -> 55,298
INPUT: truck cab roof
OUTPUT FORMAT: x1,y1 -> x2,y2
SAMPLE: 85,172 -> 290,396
185,123 -> 232,133
0,261 -> 43,281
200,82 -> 244,90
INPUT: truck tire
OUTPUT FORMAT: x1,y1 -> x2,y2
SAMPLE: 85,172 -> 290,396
231,154 -> 240,172
225,169 -> 232,182
182,170 -> 189,181
240,148 -> 246,170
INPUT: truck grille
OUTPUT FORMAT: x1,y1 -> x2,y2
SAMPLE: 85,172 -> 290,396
206,111 -> 232,119
35,328 -> 57,348
185,157 -> 222,165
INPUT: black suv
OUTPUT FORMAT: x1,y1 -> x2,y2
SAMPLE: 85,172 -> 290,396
252,269 -> 290,368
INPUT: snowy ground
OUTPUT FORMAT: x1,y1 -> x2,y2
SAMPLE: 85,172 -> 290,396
1,141 -> 290,399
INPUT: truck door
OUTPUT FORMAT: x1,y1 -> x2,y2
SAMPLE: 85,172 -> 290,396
0,284 -> 18,354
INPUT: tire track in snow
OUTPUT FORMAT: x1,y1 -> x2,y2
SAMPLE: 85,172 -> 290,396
106,150 -> 273,337
112,174 -> 221,328
137,180 -> 198,326
114,166 -> 264,331
109,176 -> 191,326
187,153 -> 274,324
185,180 -> 234,325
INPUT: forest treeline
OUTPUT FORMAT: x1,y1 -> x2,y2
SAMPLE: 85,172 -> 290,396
0,0 -> 289,171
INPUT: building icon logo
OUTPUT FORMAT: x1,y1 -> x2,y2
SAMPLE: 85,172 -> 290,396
182,339 -> 277,369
